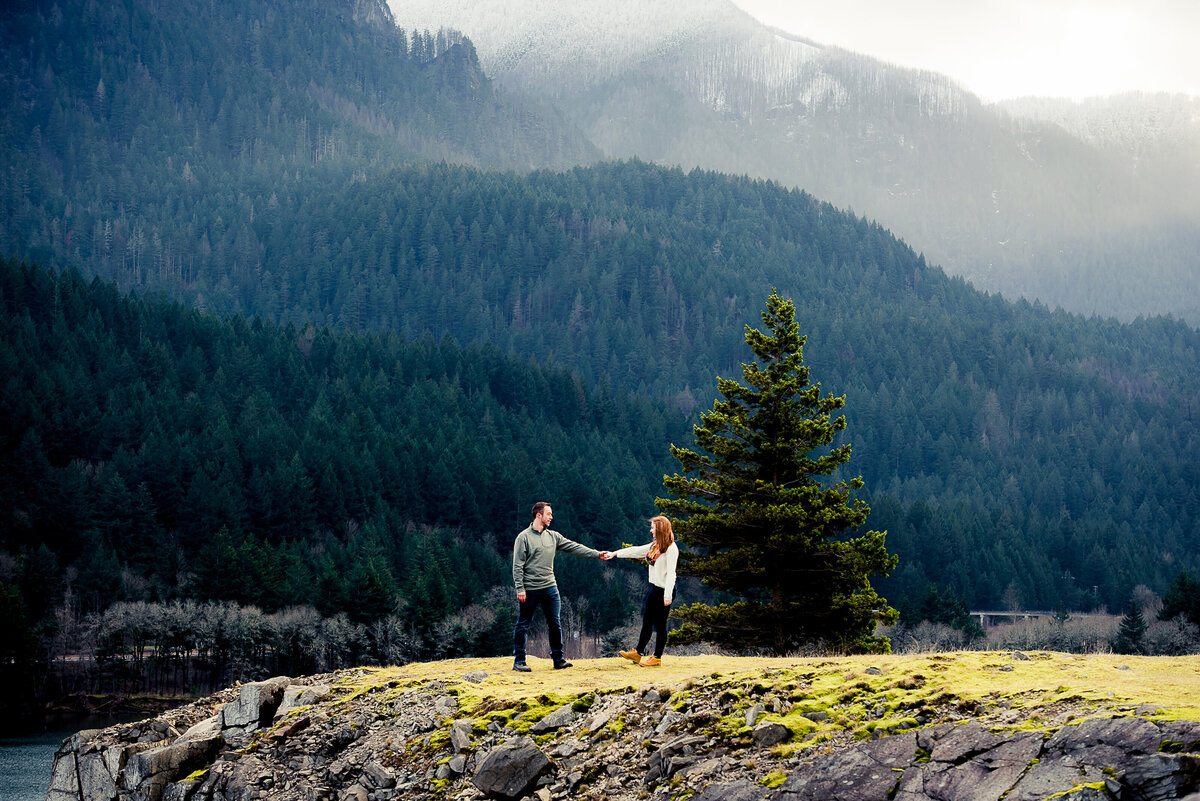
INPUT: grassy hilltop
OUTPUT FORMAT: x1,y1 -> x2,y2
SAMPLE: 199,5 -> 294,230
48,651 -> 1200,801
338,651 -> 1200,746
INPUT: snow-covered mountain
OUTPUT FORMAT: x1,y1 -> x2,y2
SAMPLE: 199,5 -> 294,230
389,0 -> 1200,323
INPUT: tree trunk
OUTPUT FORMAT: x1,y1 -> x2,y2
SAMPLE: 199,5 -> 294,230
772,581 -> 785,656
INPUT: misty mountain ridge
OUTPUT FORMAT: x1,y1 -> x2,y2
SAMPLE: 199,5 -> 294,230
389,0 -> 1200,324
1000,92 -> 1200,155
409,0 -> 770,89
999,92 -> 1200,216
389,0 -> 966,118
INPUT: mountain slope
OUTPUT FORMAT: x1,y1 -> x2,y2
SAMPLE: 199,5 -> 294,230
388,0 -> 1200,323
0,0 -> 599,272
5,146 -> 1200,618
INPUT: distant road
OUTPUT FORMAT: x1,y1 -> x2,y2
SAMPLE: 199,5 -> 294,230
970,610 -> 1113,628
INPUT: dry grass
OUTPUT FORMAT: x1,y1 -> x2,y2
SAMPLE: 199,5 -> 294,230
334,651 -> 1200,722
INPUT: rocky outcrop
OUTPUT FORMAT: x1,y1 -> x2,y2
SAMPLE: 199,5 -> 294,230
46,664 -> 1200,801
45,678 -> 321,801
755,718 -> 1200,801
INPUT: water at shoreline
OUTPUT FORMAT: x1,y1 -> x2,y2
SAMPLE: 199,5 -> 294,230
0,713 -> 154,801
0,729 -> 70,801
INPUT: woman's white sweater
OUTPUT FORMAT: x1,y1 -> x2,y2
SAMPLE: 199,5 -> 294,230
614,541 -> 679,603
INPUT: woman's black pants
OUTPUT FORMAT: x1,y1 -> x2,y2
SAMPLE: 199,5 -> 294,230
637,585 -> 670,658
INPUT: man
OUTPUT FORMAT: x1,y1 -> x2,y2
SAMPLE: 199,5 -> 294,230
512,501 -> 609,671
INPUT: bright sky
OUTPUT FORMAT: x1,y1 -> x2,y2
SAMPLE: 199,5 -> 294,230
730,0 -> 1200,101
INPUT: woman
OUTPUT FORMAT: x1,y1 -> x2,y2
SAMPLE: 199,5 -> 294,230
605,515 -> 679,666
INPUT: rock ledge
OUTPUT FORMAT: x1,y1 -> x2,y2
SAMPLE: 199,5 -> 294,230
46,661 -> 1200,801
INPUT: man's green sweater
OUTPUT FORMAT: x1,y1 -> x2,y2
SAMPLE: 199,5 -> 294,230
512,525 -> 600,592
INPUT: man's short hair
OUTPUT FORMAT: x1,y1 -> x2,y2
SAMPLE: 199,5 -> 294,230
531,501 -> 551,519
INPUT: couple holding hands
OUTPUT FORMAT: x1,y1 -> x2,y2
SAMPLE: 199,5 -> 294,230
511,501 -> 679,671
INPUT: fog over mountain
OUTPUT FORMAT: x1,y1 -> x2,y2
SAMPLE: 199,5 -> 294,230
391,0 -> 1200,324
1000,92 -> 1200,174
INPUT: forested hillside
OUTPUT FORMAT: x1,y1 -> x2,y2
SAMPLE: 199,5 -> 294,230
43,150 -> 1191,619
0,257 -> 678,602
0,0 -> 597,280
0,258 -> 684,718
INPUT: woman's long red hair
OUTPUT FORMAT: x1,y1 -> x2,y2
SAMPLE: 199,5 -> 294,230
650,515 -> 674,550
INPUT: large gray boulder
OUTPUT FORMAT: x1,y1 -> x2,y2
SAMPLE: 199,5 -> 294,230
50,725 -> 222,801
923,721 -> 1006,763
1121,753 -> 1200,801
451,719 -> 475,752
1005,717 -> 1163,801
123,731 -> 224,801
46,731 -> 119,801
275,682 -> 330,719
1044,716 -> 1162,763
895,726 -> 1043,801
773,730 -> 917,801
173,714 -> 220,745
471,736 -> 551,799
219,675 -> 292,731
751,722 -> 791,747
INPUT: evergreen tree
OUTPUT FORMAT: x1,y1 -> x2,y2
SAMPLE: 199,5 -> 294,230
1112,595 -> 1148,655
659,290 -> 898,655
913,583 -> 984,641
1159,571 -> 1200,628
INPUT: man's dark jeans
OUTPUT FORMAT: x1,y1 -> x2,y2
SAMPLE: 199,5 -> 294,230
513,585 -> 563,663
